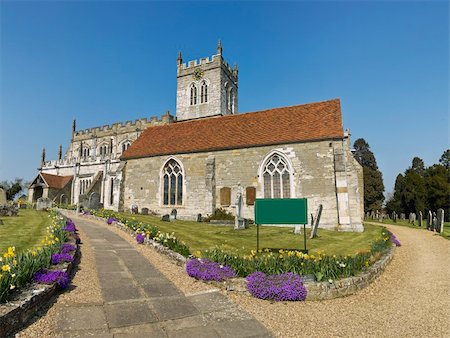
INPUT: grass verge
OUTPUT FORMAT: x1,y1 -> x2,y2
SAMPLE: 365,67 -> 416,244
368,219 -> 450,240
0,209 -> 52,253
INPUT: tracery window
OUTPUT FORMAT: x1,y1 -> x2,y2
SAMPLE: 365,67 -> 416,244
99,145 -> 109,156
262,154 -> 291,199
82,148 -> 90,158
190,83 -> 197,105
200,81 -> 208,103
162,159 -> 183,205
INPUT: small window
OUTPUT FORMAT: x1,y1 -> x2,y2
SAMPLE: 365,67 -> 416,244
122,142 -> 130,153
190,83 -> 197,105
201,81 -> 208,103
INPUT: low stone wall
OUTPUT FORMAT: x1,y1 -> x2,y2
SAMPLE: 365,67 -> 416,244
0,238 -> 80,337
72,210 -> 395,301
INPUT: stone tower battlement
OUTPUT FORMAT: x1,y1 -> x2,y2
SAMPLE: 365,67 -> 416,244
176,41 -> 238,121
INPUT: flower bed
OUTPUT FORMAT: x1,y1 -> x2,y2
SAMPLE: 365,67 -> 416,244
0,211 -> 80,337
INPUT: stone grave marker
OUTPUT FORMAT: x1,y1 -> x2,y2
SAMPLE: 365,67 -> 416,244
400,213 -> 406,220
88,192 -> 102,210
161,214 -> 170,222
310,204 -> 323,239
0,188 -> 6,205
141,207 -> 149,215
409,213 -> 416,225
131,205 -> 138,214
436,209 -> 444,233
234,187 -> 245,230
197,213 -> 202,222
36,197 -> 52,210
432,212 -> 437,232
418,211 -> 422,227
370,211 -> 375,220
170,209 -> 177,220
427,210 -> 432,230
392,211 -> 397,223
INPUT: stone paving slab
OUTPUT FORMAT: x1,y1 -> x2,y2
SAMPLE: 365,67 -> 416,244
56,305 -> 108,331
104,301 -> 157,328
56,214 -> 273,337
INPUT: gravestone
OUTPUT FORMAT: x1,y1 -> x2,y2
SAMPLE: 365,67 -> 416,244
400,213 -> 406,220
436,209 -> 444,233
427,210 -> 432,230
379,214 -> 384,222
375,210 -> 379,220
418,211 -> 422,227
370,211 -> 375,220
234,185 -> 246,230
88,192 -> 101,210
36,197 -> 52,210
197,213 -> 202,222
294,225 -> 301,234
310,204 -> 323,239
161,214 -> 170,222
170,209 -> 177,220
432,212 -> 437,232
392,211 -> 397,223
131,205 -> 138,214
141,207 -> 149,215
0,188 -> 6,205
409,213 -> 416,225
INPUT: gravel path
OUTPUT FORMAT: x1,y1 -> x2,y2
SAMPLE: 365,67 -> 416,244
15,218 -> 450,337
229,223 -> 450,337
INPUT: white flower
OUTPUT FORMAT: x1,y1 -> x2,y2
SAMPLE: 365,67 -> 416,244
10,284 -> 15,290
339,263 -> 346,268
11,274 -> 16,278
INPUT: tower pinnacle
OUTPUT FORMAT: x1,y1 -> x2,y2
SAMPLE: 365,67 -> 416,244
217,40 -> 223,55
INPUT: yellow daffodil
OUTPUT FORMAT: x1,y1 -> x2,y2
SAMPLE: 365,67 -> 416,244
2,265 -> 11,272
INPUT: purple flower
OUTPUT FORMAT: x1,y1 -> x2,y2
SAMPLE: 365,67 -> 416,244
64,220 -> 77,233
107,217 -> 117,225
136,233 -> 145,244
390,234 -> 401,246
34,270 -> 70,288
186,258 -> 236,281
60,243 -> 76,254
51,253 -> 74,265
246,272 -> 307,301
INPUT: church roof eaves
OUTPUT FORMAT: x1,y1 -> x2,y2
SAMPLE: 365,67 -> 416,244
40,173 -> 73,189
121,98 -> 344,160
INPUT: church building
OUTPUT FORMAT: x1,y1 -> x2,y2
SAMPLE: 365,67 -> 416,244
30,42 -> 364,232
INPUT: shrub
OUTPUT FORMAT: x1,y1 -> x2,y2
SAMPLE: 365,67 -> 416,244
186,258 -> 236,281
204,208 -> 234,221
246,271 -> 307,301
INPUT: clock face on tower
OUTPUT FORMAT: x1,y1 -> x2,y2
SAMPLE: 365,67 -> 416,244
193,68 -> 204,80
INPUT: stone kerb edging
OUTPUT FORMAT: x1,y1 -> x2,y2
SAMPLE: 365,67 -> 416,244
69,210 -> 395,301
0,238 -> 80,337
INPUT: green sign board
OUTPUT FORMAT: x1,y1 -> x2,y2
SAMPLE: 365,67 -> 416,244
254,198 -> 308,224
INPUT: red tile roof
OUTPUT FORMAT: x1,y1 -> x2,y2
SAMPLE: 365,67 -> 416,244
121,99 -> 344,160
41,173 -> 73,189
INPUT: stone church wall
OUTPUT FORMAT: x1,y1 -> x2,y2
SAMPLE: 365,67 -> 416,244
121,138 -> 363,230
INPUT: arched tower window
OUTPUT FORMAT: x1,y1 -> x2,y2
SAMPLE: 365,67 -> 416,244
229,88 -> 234,113
200,81 -> 208,103
162,159 -> 183,205
190,83 -> 197,105
261,153 -> 292,199
122,142 -> 130,153
224,83 -> 229,110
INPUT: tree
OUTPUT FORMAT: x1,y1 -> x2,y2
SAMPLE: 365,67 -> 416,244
353,138 -> 385,212
0,178 -> 24,200
425,164 -> 450,220
409,157 -> 425,176
386,174 -> 405,214
439,149 -> 450,169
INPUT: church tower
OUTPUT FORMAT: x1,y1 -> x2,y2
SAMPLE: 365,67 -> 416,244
176,41 -> 238,121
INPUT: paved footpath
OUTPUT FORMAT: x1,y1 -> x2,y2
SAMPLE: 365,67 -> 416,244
55,216 -> 273,338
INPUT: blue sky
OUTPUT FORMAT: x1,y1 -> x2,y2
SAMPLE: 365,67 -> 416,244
1,1 -> 448,195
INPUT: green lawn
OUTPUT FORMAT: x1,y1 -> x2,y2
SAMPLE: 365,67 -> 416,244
114,212 -> 384,256
0,209 -> 52,253
368,218 -> 450,240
